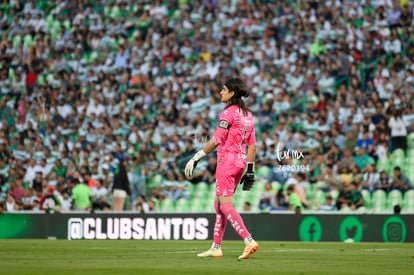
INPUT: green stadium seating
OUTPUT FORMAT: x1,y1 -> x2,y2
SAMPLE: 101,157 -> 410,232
387,190 -> 403,209
407,134 -> 414,150
355,206 -> 366,213
376,158 -> 391,173
306,183 -> 318,201
315,190 -> 326,205
392,148 -> 406,159
330,189 -> 339,200
160,198 -> 175,213
361,189 -> 371,209
12,34 -> 21,48
408,170 -> 414,186
271,181 -> 281,192
404,189 -> 414,200
175,199 -> 191,212
403,190 -> 414,213
257,165 -> 271,178
371,189 -> 388,212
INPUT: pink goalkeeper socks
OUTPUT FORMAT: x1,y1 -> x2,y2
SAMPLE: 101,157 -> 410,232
220,202 -> 250,240
213,200 -> 227,245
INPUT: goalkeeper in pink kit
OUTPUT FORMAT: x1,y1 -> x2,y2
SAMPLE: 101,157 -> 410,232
185,77 -> 259,259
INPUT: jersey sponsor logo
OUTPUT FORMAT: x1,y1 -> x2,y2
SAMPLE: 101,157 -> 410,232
241,117 -> 252,131
218,120 -> 229,129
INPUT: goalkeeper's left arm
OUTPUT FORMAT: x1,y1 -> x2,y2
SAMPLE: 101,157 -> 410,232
184,139 -> 218,178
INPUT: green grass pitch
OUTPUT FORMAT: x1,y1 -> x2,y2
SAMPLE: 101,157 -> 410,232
0,240 -> 413,274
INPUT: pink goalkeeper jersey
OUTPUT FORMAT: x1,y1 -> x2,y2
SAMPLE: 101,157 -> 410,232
213,105 -> 256,160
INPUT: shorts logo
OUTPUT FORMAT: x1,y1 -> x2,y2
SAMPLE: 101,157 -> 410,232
218,120 -> 229,129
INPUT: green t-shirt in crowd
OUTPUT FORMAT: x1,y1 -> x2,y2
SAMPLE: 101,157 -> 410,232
289,192 -> 303,210
72,183 -> 92,209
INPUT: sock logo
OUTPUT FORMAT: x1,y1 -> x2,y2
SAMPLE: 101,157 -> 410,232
227,214 -> 245,235
214,214 -> 222,237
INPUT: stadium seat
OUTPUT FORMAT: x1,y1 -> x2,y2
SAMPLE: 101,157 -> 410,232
12,34 -> 21,48
175,199 -> 191,213
271,181 -> 281,192
188,184 -> 197,196
330,189 -> 339,200
189,199 -> 205,213
391,161 -> 405,172
406,149 -> 414,160
339,207 -> 352,213
194,182 -> 210,197
355,206 -> 366,213
306,183 -> 318,201
407,134 -> 414,150
361,189 -> 372,209
404,189 -> 414,200
257,166 -> 271,178
315,190 -> 326,205
376,158 -> 391,173
371,189 -> 388,212
387,190 -> 403,210
403,192 -> 414,213
392,148 -> 406,160
147,174 -> 164,191
372,189 -> 387,201
408,171 -> 414,186
8,68 -> 15,82
160,198 -> 175,213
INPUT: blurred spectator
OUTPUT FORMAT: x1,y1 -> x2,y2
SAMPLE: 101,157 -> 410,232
258,181 -> 276,210
162,171 -> 190,202
39,186 -> 61,213
336,181 -> 364,211
60,190 -> 72,212
335,183 -> 351,211
354,147 -> 374,170
135,195 -> 150,213
71,178 -> 92,211
8,179 -> 25,204
287,185 -> 302,212
148,199 -> 158,213
388,109 -> 408,152
393,204 -> 402,215
317,164 -> 339,191
348,181 -> 364,211
319,195 -> 336,211
274,189 -> 289,210
111,159 -> 131,211
129,155 -> 147,204
391,166 -> 411,193
361,164 -> 380,193
376,170 -> 394,193
91,180 -> 111,211
243,201 -> 252,212
21,188 -> 39,211
6,194 -> 17,212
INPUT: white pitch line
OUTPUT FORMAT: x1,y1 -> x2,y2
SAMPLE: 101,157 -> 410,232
164,249 -> 328,254
162,248 -> 401,254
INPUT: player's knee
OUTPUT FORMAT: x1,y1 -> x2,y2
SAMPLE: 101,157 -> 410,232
219,201 -> 234,213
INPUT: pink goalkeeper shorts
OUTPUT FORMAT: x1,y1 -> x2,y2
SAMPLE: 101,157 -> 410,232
215,154 -> 245,197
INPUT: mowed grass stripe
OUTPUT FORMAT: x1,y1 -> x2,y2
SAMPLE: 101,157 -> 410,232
0,240 -> 413,275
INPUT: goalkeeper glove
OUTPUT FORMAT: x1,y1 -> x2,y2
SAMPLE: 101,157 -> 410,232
184,150 -> 206,178
240,162 -> 255,191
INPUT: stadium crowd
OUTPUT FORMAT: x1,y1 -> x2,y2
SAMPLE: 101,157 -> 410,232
0,0 -> 413,213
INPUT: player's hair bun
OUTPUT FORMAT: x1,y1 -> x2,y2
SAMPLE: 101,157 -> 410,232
225,77 -> 249,98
